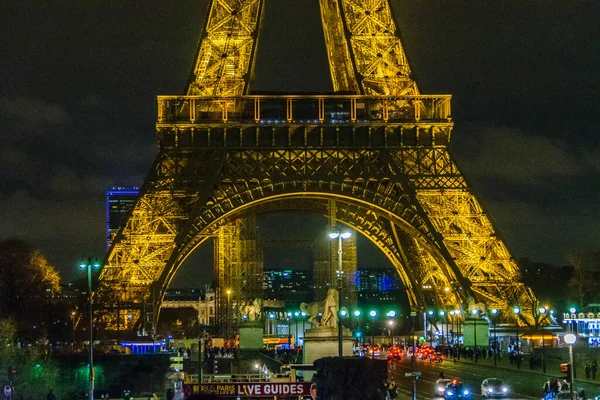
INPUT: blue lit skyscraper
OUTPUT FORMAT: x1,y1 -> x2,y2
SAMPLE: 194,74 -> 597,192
106,186 -> 139,248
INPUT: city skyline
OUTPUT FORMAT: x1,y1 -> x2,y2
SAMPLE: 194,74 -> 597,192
1,1 -> 599,283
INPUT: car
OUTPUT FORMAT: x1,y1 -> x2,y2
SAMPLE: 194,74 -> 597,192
430,351 -> 444,363
387,346 -> 402,360
369,346 -> 381,357
481,378 -> 509,397
435,379 -> 453,397
444,380 -> 471,400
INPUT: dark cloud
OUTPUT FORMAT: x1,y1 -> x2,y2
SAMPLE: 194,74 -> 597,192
458,126 -> 585,186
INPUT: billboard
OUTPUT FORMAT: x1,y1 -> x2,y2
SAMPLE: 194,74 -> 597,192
184,382 -> 312,398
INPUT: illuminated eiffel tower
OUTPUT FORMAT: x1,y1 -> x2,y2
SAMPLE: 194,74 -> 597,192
96,0 -> 537,334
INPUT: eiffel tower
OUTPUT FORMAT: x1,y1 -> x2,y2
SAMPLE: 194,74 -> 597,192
96,0 -> 537,334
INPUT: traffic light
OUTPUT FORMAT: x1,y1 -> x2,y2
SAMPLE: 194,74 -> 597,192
560,363 -> 571,381
7,366 -> 16,383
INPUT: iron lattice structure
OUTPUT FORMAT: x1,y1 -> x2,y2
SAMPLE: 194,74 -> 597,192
97,0 -> 536,332
213,215 -> 263,336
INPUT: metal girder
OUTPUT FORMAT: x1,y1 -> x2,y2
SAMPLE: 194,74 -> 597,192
187,0 -> 264,96
319,0 -> 418,95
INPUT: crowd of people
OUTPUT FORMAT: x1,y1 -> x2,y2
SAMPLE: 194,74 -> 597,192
260,347 -> 303,364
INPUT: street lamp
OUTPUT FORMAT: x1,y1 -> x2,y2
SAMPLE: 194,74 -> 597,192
388,320 -> 395,345
369,310 -> 377,346
328,230 -> 352,357
471,309 -> 478,362
78,256 -> 100,400
539,307 -> 547,373
439,310 -> 446,345
226,289 -> 231,345
564,333 -> 577,400
71,311 -> 77,352
490,309 -> 498,366
353,310 -> 361,342
513,306 -> 521,354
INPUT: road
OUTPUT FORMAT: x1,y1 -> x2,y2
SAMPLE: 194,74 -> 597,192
384,355 -> 577,400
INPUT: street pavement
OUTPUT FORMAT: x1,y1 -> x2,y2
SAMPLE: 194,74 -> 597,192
380,354 -> 600,400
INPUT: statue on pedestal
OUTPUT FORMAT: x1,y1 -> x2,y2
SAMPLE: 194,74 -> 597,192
300,288 -> 339,328
241,298 -> 263,322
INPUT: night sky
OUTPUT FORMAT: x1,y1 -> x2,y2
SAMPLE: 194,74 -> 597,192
1,1 -> 599,286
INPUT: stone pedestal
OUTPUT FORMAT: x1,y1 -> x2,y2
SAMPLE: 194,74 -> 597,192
303,326 -> 354,363
239,322 -> 264,355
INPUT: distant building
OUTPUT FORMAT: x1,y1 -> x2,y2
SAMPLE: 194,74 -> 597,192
355,268 -> 402,303
162,288 -> 215,326
263,269 -> 312,307
563,303 -> 600,347
106,186 -> 139,248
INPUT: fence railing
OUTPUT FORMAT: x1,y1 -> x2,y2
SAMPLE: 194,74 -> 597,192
157,94 -> 451,125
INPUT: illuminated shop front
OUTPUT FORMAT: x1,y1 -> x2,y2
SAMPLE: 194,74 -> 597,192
562,304 -> 600,347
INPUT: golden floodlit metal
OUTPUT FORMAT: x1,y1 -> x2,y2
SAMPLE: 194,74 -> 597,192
96,0 -> 536,333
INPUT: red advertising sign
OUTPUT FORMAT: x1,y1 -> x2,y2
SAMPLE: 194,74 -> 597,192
186,382 -> 312,398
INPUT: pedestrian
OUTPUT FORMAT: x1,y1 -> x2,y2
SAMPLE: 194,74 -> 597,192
585,361 -> 591,379
388,380 -> 397,399
592,360 -> 598,380
543,379 -> 550,397
550,379 -> 559,395
46,390 -> 57,400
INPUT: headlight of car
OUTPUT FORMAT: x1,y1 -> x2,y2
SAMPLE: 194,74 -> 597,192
502,387 -> 508,393
463,390 -> 469,395
488,388 -> 493,393
438,386 -> 445,392
447,391 -> 453,396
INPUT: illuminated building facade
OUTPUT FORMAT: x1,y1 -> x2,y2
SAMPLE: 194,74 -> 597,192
263,269 -> 312,307
563,303 -> 600,347
356,268 -> 402,303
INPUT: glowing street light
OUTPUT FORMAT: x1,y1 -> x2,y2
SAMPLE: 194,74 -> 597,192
78,257 -> 100,400
564,333 -> 577,400
471,309 -> 479,362
490,308 -> 499,366
328,230 -> 352,356
513,307 -> 521,354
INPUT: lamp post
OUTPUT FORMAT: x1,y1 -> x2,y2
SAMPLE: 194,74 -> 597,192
471,309 -> 478,362
564,333 -> 577,400
513,307 -> 520,353
354,310 -> 361,344
78,257 -> 100,400
369,310 -> 377,346
226,289 -> 231,346
410,310 -> 417,400
328,230 -> 352,357
449,311 -> 454,345
388,320 -> 395,345
71,311 -> 76,353
539,307 -> 547,373
427,310 -> 434,347
287,312 -> 292,346
490,309 -> 498,366
439,310 -> 446,345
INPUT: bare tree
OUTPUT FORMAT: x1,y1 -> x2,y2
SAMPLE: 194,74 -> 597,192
567,251 -> 600,308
